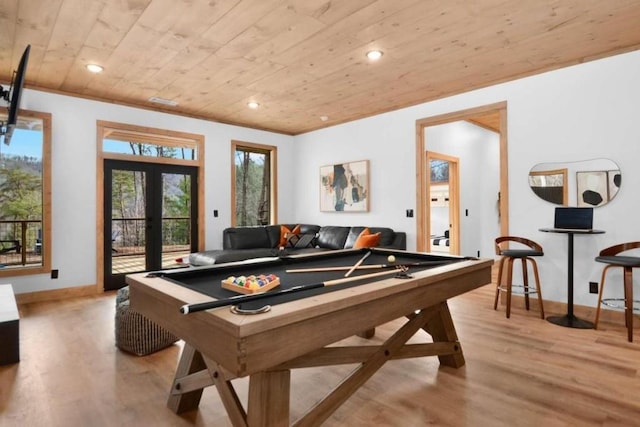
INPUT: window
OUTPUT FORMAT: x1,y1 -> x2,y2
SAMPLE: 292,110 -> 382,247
102,129 -> 198,160
0,109 -> 51,277
231,141 -> 277,226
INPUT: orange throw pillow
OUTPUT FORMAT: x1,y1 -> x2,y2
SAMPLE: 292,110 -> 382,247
279,224 -> 301,247
353,228 -> 381,249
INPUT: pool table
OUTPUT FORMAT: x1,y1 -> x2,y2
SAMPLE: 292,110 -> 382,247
127,248 -> 492,427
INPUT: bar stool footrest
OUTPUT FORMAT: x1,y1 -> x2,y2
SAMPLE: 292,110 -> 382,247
497,284 -> 541,295
601,298 -> 640,312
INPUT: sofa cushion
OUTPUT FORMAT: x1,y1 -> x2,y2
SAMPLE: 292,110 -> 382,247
369,227 -> 396,247
344,226 -> 398,249
344,227 -> 367,248
353,228 -> 381,248
223,226 -> 272,250
188,249 -> 226,265
279,224 -> 301,247
265,225 -> 282,248
316,226 -> 350,249
298,224 -> 321,235
290,225 -> 321,248
189,248 -> 279,266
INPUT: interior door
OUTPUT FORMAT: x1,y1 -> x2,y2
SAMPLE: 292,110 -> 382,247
104,160 -> 198,290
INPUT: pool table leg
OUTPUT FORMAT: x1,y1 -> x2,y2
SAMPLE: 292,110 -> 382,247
421,301 -> 465,368
247,370 -> 291,427
168,344 -> 249,426
167,343 -> 207,413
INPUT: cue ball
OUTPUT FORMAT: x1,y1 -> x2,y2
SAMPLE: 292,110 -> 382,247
387,255 -> 396,263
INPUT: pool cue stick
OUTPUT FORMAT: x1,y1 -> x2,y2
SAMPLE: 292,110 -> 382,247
287,265 -> 383,273
286,260 -> 453,273
344,251 -> 372,277
180,268 -> 402,314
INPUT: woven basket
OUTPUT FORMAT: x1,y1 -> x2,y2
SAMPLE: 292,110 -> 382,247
115,287 -> 178,356
115,285 -> 129,305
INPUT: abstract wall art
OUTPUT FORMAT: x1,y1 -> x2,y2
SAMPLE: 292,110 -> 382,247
320,160 -> 369,212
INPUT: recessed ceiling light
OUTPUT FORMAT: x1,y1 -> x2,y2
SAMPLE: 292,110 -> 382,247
86,64 -> 104,73
247,101 -> 260,109
366,50 -> 383,61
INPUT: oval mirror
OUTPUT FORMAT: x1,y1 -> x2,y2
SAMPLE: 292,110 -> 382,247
529,158 -> 621,207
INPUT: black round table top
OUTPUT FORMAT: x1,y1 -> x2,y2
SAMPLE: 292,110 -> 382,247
539,228 -> 605,235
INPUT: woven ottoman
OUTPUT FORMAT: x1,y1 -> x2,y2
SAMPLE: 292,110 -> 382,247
115,286 -> 179,356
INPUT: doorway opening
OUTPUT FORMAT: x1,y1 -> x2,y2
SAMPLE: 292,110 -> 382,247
415,102 -> 508,254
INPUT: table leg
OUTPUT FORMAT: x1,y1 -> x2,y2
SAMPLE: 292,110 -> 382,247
247,370 -> 291,427
624,267 -> 633,342
546,233 -> 594,329
422,301 -> 464,368
167,344 -> 207,413
168,346 -> 249,426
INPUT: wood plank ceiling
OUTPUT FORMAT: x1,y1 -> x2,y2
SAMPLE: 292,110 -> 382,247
2,0 -> 640,135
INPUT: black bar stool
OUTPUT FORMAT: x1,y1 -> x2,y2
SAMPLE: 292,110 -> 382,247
594,241 -> 640,342
494,236 -> 545,319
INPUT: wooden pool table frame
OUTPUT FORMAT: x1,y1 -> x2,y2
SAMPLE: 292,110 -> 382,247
128,249 -> 492,426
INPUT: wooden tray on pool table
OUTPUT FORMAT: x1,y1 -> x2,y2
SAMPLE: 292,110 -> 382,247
221,277 -> 280,294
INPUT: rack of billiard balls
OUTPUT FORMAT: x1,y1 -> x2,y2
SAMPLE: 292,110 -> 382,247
222,274 -> 280,294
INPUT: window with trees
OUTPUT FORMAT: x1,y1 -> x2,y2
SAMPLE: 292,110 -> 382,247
0,109 -> 51,277
232,141 -> 277,226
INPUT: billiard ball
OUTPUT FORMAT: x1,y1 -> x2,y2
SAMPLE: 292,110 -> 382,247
387,255 -> 396,263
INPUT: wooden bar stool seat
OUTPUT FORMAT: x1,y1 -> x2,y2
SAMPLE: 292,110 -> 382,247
494,236 -> 545,319
594,241 -> 640,342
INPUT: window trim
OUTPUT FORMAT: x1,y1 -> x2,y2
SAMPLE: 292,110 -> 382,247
0,109 -> 52,278
231,140 -> 278,226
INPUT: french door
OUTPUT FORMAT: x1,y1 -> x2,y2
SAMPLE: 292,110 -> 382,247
104,160 -> 198,290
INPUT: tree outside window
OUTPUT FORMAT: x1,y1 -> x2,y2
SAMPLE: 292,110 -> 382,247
232,141 -> 277,226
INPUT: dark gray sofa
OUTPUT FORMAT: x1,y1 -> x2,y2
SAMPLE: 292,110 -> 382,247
188,224 -> 406,266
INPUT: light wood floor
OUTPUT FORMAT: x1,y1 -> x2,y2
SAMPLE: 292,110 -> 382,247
2,284 -> 640,426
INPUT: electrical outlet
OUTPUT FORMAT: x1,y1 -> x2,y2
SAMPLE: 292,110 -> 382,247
589,281 -> 598,294
51,269 -> 59,279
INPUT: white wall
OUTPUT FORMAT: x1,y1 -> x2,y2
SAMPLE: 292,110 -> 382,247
293,111 -> 419,246
293,49 -> 640,308
8,91 -> 294,294
7,48 -> 640,309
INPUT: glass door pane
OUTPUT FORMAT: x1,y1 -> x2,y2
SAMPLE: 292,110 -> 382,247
110,168 -> 147,276
161,172 -> 192,269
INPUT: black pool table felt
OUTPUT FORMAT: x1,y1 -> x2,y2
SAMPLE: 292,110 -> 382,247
154,249 -> 465,311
